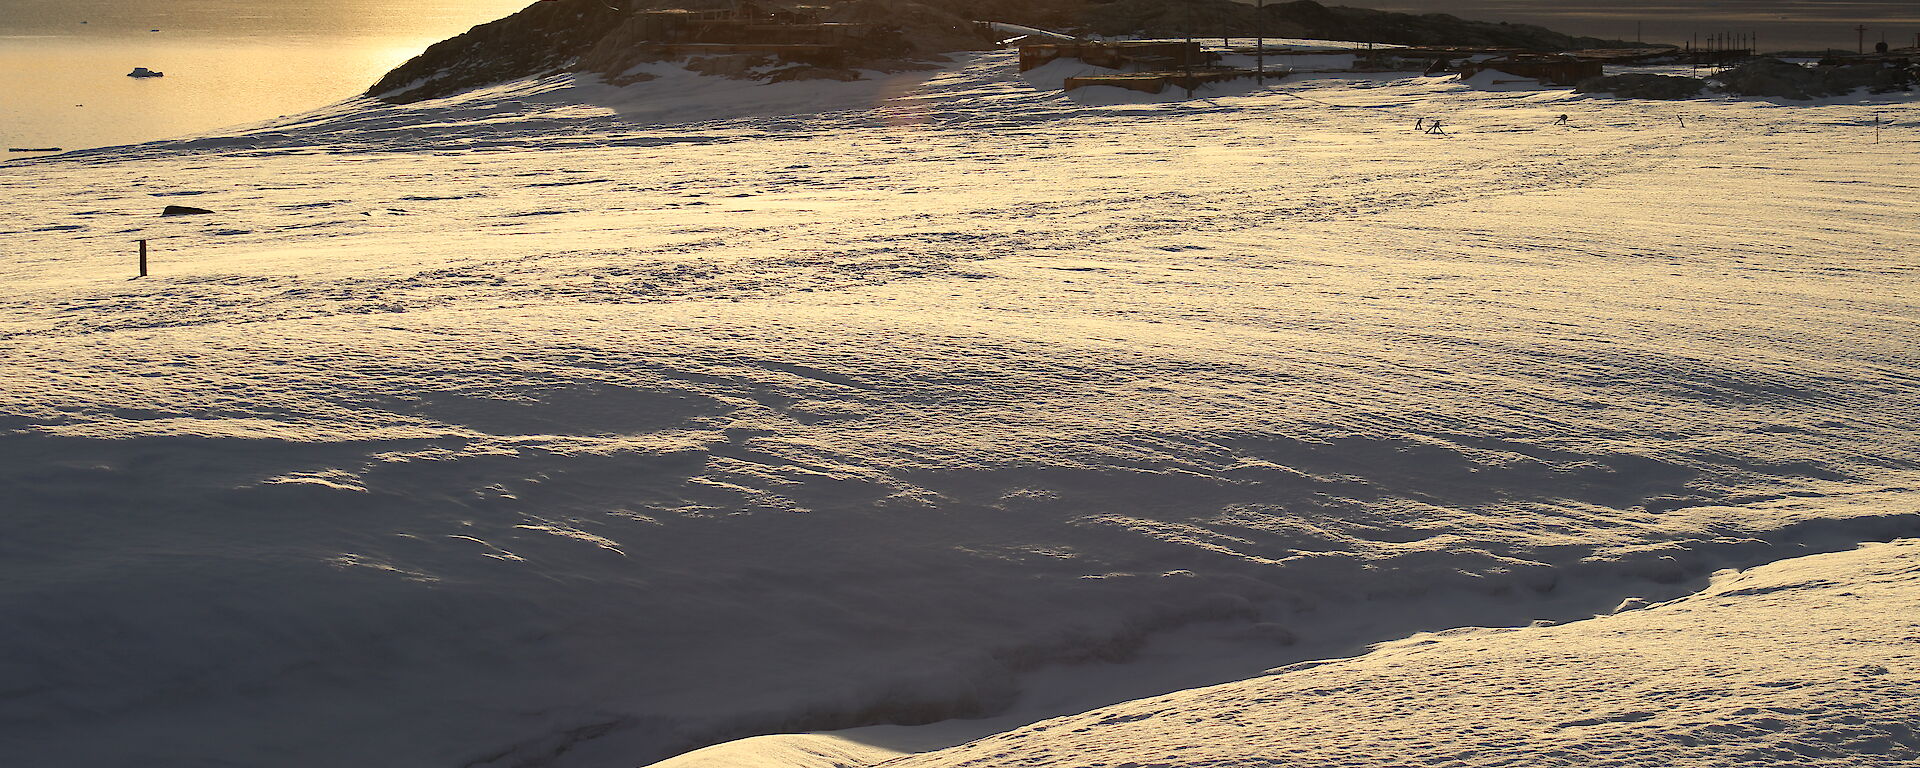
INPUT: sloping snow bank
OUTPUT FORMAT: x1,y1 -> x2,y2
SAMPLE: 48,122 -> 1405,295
887,540 -> 1920,768
3,48 -> 1920,768
651,733 -> 909,768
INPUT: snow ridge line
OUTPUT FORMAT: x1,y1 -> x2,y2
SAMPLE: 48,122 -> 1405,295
602,508 -> 1920,768
876,539 -> 1920,768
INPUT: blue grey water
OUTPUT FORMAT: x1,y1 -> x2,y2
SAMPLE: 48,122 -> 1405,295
2,0 -> 1916,151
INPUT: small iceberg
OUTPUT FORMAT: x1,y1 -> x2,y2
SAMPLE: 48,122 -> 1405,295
128,67 -> 164,78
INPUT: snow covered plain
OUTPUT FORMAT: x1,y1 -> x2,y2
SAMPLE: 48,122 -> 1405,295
2,49 -> 1918,767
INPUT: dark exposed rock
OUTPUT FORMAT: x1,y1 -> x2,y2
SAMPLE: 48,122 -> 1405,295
828,0 -> 992,54
1711,57 -> 1917,99
370,0 -> 996,104
681,54 -> 777,79
766,65 -> 868,83
161,205 -> 214,216
366,0 -> 1640,105
1864,67 -> 1917,93
369,0 -> 635,103
1574,73 -> 1704,100
1710,58 -> 1828,100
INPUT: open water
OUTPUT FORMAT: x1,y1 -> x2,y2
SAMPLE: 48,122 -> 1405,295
0,0 -> 525,152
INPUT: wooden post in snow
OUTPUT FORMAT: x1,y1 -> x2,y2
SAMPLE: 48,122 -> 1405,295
138,239 -> 148,277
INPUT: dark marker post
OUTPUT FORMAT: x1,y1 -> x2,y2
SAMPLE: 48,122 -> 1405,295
1255,0 -> 1264,84
138,239 -> 148,277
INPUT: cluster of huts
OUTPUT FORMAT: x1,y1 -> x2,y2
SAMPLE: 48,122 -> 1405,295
1015,40 -> 1632,94
1016,38 -> 1920,95
602,0 -> 1659,93
594,1 -> 1918,96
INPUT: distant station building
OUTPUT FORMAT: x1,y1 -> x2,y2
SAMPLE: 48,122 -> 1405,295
1020,41 -> 1258,94
1458,53 -> 1604,86
1018,41 -> 1218,73
1819,47 -> 1919,67
1017,37 -> 1686,94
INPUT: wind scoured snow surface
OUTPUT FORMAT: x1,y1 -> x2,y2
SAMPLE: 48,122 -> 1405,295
2,51 -> 1919,767
888,540 -> 1920,768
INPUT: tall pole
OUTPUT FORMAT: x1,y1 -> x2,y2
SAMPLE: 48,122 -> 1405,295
1183,0 -> 1195,94
138,239 -> 148,277
1857,25 -> 1868,54
1255,0 -> 1264,83
1184,1 -> 1193,79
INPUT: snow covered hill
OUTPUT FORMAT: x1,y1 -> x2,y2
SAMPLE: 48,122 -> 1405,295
2,51 -> 1917,767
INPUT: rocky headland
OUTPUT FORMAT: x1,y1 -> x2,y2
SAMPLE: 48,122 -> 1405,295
367,0 -> 1638,103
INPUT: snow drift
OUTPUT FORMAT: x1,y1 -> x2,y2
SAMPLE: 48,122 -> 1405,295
888,540 -> 1920,768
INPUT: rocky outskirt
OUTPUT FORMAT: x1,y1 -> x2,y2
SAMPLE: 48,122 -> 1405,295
1711,57 -> 1916,99
370,0 -> 995,104
368,0 -> 635,103
1574,73 -> 1705,100
367,0 -> 1640,105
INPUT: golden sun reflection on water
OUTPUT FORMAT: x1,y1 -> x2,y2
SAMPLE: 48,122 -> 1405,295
1,36 -> 442,151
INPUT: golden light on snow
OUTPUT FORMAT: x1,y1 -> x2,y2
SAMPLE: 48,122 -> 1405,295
3,41 -> 1918,768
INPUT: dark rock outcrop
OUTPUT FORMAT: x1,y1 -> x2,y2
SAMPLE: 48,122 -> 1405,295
369,0 -> 637,103
370,0 -> 996,104
1711,57 -> 1917,99
161,205 -> 215,216
367,0 -> 1640,104
1574,73 -> 1704,100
